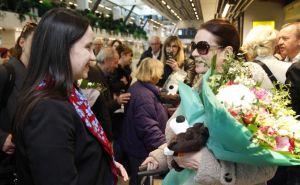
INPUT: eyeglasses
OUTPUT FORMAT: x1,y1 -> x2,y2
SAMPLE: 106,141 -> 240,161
191,41 -> 223,55
166,45 -> 179,49
21,22 -> 37,36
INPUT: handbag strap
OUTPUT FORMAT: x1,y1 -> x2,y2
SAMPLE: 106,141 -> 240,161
252,60 -> 280,90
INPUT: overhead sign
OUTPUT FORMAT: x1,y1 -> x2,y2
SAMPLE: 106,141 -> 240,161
252,21 -> 275,29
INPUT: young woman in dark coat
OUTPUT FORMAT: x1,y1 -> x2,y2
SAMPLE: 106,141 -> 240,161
13,8 -> 128,185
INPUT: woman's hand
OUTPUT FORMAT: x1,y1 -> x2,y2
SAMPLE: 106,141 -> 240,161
115,161 -> 129,181
173,151 -> 202,170
2,134 -> 15,155
140,156 -> 159,170
166,59 -> 180,72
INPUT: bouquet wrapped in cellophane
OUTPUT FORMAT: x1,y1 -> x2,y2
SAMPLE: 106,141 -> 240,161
200,54 -> 300,165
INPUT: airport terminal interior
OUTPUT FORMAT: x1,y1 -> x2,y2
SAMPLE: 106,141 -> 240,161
0,0 -> 300,185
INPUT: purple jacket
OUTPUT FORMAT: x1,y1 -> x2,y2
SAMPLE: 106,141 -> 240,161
121,81 -> 168,159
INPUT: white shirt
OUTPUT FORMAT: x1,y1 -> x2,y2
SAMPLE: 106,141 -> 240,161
246,55 -> 292,90
284,52 -> 300,63
152,50 -> 160,59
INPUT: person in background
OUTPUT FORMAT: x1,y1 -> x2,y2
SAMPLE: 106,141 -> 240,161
277,22 -> 300,63
158,35 -> 195,87
110,44 -> 133,94
0,48 -> 11,64
121,57 -> 168,185
110,39 -> 122,50
268,22 -> 300,185
241,25 -> 291,90
87,47 -> 131,141
141,19 -> 276,185
13,8 -> 128,185
0,21 -> 37,185
137,35 -> 162,67
93,37 -> 103,56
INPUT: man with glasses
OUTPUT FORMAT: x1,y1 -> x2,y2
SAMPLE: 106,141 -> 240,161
137,36 -> 162,67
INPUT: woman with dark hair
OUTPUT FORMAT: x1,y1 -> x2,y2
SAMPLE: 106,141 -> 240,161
14,8 -> 127,185
141,19 -> 276,185
110,39 -> 123,50
158,35 -> 196,87
0,21 -> 37,185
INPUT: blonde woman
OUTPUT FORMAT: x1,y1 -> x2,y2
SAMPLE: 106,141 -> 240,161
120,58 -> 168,185
158,36 -> 196,87
242,25 -> 291,90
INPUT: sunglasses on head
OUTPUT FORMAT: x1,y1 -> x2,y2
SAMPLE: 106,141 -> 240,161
191,41 -> 223,55
21,22 -> 37,36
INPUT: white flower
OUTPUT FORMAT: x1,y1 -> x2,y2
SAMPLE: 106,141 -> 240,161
216,84 -> 257,111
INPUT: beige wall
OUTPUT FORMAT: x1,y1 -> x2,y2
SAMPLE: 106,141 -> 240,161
0,29 -> 17,48
243,0 -> 284,42
0,10 -> 37,48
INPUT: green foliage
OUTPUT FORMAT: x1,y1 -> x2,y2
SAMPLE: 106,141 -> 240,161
1,0 -> 147,39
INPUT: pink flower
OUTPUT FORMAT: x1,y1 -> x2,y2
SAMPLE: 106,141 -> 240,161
251,88 -> 270,100
275,136 -> 291,152
260,126 -> 276,135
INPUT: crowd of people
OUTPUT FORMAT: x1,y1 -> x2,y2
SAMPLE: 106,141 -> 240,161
0,7 -> 299,185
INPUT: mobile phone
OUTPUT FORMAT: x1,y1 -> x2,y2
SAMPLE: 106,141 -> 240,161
166,52 -> 174,60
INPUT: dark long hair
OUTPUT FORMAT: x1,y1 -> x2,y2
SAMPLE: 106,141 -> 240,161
15,8 -> 90,127
200,19 -> 240,54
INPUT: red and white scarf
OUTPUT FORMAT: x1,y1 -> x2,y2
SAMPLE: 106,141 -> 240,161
37,81 -> 118,185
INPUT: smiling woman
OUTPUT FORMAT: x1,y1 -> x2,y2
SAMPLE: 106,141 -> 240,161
13,8 -> 128,185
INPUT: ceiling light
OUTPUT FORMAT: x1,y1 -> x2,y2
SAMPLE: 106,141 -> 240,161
193,8 -> 196,11
167,5 -> 171,9
221,3 -> 231,17
191,3 -> 194,7
190,0 -> 193,2
162,0 -> 166,5
88,0 -> 92,3
105,7 -> 112,11
99,4 -> 104,8
105,14 -> 110,17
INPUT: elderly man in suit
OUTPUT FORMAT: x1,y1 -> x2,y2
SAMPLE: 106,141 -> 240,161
87,47 -> 131,141
268,22 -> 300,185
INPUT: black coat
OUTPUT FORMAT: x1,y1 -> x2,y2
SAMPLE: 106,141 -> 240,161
137,47 -> 162,67
87,65 -> 120,141
15,99 -> 113,185
286,62 -> 300,118
0,57 -> 26,178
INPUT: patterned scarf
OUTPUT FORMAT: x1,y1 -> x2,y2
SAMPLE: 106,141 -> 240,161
37,81 -> 118,185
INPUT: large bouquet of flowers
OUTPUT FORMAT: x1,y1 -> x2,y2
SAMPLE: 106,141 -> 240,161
201,54 -> 300,165
163,55 -> 300,185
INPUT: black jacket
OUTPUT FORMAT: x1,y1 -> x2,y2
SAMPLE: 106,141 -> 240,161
0,57 -> 26,178
15,99 -> 113,185
137,47 -> 162,67
87,65 -> 121,141
286,62 -> 300,119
